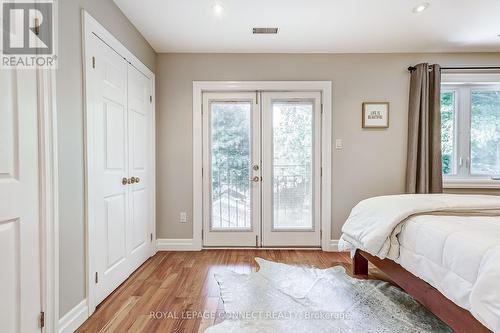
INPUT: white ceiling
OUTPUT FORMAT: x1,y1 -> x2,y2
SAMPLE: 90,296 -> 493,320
113,0 -> 500,53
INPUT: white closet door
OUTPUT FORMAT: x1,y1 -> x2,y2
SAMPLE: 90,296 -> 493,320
0,69 -> 42,332
88,34 -> 131,305
127,64 -> 153,270
86,34 -> 154,308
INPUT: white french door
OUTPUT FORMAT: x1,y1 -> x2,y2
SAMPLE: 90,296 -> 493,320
261,92 -> 322,246
202,92 -> 261,246
202,91 -> 321,247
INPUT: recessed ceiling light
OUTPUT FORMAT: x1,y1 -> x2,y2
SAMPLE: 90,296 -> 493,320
412,2 -> 430,14
212,2 -> 224,17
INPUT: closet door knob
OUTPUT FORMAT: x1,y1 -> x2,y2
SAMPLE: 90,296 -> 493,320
135,177 -> 140,183
130,177 -> 137,184
122,177 -> 128,185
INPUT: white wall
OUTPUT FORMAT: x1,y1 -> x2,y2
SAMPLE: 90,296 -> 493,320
155,52 -> 500,241
57,0 -> 155,317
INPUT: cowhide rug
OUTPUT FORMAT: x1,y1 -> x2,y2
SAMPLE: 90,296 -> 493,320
205,258 -> 452,333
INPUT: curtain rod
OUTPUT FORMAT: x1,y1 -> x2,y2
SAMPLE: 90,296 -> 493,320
407,65 -> 500,72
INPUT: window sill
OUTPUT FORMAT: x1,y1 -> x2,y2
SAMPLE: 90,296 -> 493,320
443,178 -> 500,189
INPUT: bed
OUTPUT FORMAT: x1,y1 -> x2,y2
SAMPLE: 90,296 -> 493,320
339,194 -> 500,333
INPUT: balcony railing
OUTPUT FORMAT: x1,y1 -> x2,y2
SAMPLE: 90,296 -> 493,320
211,161 -> 311,229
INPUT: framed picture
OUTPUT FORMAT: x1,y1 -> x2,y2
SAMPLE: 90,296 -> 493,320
362,102 -> 389,128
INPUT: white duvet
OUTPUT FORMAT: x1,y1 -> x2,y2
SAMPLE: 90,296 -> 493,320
398,214 -> 500,332
339,194 -> 500,332
339,194 -> 500,259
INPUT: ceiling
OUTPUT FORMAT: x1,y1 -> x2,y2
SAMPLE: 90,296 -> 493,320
113,0 -> 500,53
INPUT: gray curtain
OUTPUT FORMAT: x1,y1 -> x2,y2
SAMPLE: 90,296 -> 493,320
405,63 -> 443,193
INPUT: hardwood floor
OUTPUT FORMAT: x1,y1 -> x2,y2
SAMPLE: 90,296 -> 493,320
76,250 -> 385,333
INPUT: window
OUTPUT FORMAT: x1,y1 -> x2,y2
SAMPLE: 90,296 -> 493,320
470,90 -> 500,175
441,82 -> 500,186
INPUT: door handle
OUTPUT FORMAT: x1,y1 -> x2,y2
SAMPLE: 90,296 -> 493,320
251,176 -> 260,182
123,177 -> 141,185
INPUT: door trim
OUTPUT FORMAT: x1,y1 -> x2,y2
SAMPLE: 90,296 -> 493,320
193,81 -> 332,251
38,68 -> 60,332
82,10 -> 156,315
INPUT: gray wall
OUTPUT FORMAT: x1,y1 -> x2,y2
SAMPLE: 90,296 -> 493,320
156,53 -> 500,240
56,7 -> 499,317
57,0 -> 155,317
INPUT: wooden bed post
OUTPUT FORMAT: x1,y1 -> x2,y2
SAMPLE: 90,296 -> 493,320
353,250 -> 368,275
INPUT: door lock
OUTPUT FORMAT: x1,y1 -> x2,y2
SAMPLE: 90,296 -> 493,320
253,164 -> 259,171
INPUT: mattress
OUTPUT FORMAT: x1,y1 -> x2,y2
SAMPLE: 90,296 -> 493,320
396,214 -> 500,332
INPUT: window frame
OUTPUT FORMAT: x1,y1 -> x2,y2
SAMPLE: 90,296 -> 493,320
442,82 -> 500,188
440,88 -> 459,177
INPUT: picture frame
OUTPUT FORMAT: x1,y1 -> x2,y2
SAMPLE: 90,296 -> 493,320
362,102 -> 389,128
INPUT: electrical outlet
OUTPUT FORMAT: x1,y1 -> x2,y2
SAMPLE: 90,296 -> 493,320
180,212 -> 187,223
335,139 -> 343,150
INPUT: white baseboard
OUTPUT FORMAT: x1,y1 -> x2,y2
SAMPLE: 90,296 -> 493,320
157,238 -> 340,252
59,299 -> 88,333
329,239 -> 339,251
322,239 -> 340,252
156,238 -> 201,251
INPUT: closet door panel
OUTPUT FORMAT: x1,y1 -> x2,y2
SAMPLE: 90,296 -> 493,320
127,65 -> 152,267
89,34 -> 130,306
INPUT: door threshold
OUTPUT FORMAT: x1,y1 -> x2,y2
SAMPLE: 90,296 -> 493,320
203,247 -> 322,250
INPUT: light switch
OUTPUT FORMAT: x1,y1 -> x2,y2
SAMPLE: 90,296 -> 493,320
180,212 -> 187,223
335,139 -> 343,150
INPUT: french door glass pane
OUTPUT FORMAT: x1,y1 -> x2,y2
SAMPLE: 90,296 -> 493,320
440,91 -> 455,175
471,90 -> 500,175
210,102 -> 252,230
272,101 -> 313,230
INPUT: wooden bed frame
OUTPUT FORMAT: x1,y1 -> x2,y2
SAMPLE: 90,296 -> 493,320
353,250 -> 491,333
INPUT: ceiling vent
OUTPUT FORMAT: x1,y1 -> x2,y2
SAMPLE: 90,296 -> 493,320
253,27 -> 279,34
